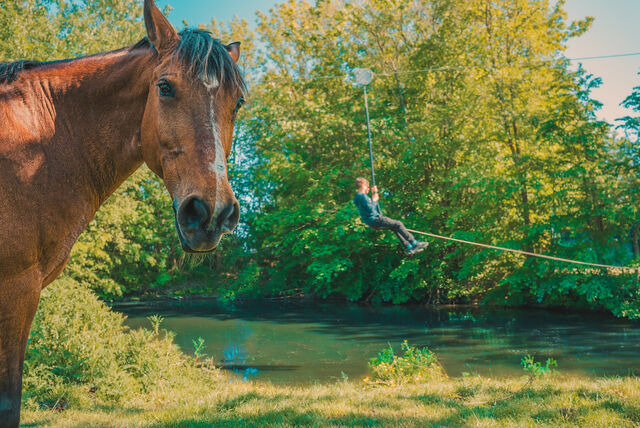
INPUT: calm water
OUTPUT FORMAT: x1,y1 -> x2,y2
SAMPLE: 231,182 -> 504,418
116,299 -> 640,384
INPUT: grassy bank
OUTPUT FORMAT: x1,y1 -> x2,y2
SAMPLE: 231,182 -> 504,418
21,279 -> 640,427
21,374 -> 640,427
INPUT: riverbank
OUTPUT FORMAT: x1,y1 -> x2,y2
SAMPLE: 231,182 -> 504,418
21,278 -> 640,427
22,373 -> 640,427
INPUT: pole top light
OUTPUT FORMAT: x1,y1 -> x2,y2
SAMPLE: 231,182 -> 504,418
354,68 -> 374,86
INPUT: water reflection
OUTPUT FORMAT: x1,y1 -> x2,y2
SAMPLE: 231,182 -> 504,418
222,343 -> 256,381
116,300 -> 640,384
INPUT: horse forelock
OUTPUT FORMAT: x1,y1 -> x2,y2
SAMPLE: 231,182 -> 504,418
173,29 -> 247,96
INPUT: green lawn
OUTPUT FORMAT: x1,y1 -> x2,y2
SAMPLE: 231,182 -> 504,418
21,374 -> 640,427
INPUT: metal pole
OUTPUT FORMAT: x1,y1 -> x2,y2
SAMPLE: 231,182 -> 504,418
363,85 -> 376,187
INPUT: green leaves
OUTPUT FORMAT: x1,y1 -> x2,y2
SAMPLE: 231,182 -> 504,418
0,0 -> 144,63
3,0 -> 638,316
66,167 -> 184,298
521,355 -> 558,378
23,278 -> 193,406
367,340 -> 445,385
236,0 -> 640,315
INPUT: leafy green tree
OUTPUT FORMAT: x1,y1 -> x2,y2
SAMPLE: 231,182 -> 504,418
3,0 -> 639,317
1,0 -> 198,298
0,0 -> 144,62
66,167 -> 184,297
237,0 -> 640,316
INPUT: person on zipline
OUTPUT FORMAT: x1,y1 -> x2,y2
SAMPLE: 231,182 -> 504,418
353,177 -> 428,255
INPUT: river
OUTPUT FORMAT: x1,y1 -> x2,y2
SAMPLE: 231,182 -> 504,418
116,299 -> 640,384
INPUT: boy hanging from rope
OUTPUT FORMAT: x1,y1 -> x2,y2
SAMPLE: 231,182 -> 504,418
353,177 -> 428,255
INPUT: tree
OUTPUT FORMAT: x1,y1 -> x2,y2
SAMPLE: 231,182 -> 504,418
237,0 -> 639,316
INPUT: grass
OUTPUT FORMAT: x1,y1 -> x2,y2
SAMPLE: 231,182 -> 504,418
21,279 -> 640,427
21,373 -> 640,427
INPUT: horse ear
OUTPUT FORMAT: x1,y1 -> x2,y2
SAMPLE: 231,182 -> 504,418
226,42 -> 241,63
144,0 -> 179,55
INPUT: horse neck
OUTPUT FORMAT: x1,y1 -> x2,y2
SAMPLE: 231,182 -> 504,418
40,46 -> 157,209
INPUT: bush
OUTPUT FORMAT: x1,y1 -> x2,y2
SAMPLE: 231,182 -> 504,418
521,355 -> 558,378
22,277 -> 214,409
367,340 -> 446,385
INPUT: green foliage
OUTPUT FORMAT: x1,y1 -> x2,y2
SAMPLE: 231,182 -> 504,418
192,337 -> 207,359
22,277 -> 208,408
66,167 -> 187,298
367,340 -> 444,385
618,73 -> 640,141
0,0 -> 145,62
237,0 -> 640,317
2,0 -> 639,318
147,314 -> 164,336
521,354 -> 558,378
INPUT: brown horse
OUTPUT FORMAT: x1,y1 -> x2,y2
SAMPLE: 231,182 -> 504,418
0,1 -> 246,425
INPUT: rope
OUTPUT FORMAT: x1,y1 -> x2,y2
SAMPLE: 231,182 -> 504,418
406,228 -> 639,274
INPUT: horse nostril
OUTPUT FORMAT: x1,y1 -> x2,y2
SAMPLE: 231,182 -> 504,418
177,196 -> 211,232
217,200 -> 240,233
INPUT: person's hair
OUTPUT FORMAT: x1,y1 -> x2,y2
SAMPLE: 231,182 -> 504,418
355,177 -> 368,190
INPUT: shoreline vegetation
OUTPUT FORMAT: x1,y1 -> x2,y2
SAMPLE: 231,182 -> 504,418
22,279 -> 640,427
108,291 -> 626,317
109,291 -> 634,332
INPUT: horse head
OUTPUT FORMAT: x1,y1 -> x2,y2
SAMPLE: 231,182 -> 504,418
140,0 -> 246,253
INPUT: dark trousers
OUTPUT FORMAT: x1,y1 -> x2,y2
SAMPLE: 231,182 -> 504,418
370,216 -> 416,247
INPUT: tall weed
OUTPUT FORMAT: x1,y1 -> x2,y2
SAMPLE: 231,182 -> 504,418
367,340 -> 446,385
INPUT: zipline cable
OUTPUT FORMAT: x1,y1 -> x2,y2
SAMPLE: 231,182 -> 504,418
262,53 -> 640,276
406,228 -> 639,275
266,51 -> 640,84
377,52 -> 640,78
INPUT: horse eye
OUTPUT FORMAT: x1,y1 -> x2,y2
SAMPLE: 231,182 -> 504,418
156,80 -> 174,97
234,97 -> 245,114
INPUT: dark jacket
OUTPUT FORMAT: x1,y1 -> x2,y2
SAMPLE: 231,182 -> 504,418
353,192 -> 382,225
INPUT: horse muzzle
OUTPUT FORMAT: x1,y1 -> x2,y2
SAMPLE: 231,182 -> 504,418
173,195 -> 239,253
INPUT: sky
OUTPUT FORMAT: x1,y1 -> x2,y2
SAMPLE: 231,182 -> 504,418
156,0 -> 640,124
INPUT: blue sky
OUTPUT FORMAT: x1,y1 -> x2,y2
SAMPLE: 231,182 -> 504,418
157,0 -> 640,124
562,0 -> 640,123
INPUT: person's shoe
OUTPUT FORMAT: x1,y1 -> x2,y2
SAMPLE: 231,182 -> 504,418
415,241 -> 429,250
406,241 -> 428,255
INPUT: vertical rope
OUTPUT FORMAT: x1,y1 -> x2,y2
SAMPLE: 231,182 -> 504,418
363,85 -> 376,187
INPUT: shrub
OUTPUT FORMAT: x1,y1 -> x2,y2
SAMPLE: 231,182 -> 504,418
22,277 -> 214,409
367,340 -> 446,385
521,355 -> 558,378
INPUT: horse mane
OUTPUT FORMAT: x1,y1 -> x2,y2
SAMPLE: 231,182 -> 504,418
0,31 -> 246,95
0,60 -> 43,84
0,39 -> 151,85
